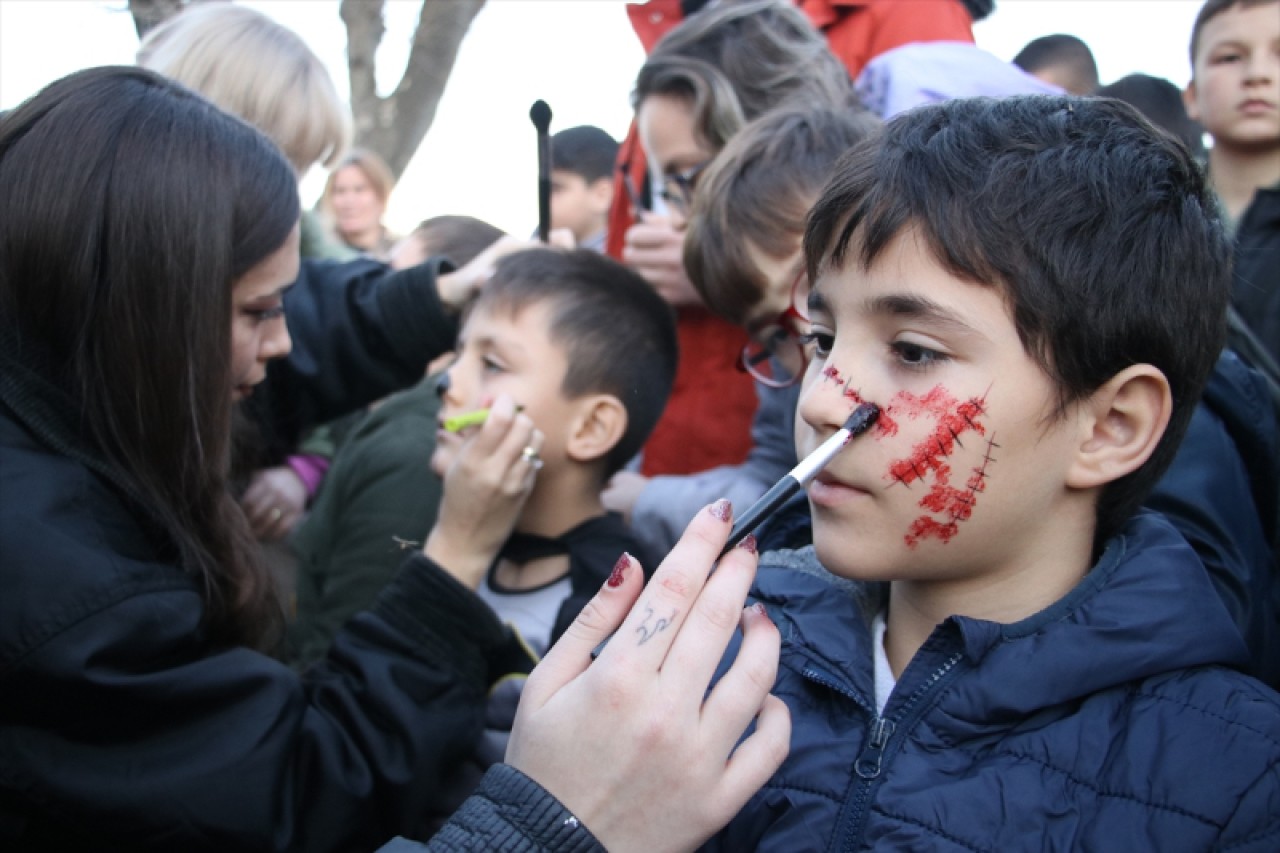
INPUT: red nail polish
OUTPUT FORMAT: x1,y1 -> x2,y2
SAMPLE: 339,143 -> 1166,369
736,533 -> 758,554
606,553 -> 629,588
709,499 -> 732,521
751,602 -> 768,618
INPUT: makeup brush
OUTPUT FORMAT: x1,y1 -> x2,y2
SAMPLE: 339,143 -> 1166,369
589,402 -> 880,661
529,99 -> 552,243
718,402 -> 880,557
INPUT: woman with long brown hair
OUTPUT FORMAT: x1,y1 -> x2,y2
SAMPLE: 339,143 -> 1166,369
0,66 -> 787,852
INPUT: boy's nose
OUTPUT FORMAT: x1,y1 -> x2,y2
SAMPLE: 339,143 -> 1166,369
796,362 -> 855,434
1244,52 -> 1277,83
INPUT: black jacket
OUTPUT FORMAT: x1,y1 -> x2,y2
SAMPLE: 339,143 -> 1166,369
1231,184 -> 1280,368
0,335 -> 591,850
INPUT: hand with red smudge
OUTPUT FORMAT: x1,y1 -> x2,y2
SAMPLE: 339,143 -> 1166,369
423,396 -> 543,590
622,212 -> 704,307
240,465 -> 307,541
506,499 -> 791,851
601,470 -> 649,524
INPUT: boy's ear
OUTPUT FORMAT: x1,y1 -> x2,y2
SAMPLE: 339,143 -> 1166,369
1182,80 -> 1202,122
588,176 -> 615,215
565,393 -> 628,464
1066,364 -> 1172,490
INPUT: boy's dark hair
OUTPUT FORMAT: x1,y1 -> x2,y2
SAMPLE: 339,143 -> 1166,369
1012,34 -> 1100,94
480,249 -> 678,479
684,104 -> 881,325
1189,0 -> 1279,64
1096,73 -> 1206,158
550,126 -> 619,184
411,215 -> 504,268
805,95 -> 1231,552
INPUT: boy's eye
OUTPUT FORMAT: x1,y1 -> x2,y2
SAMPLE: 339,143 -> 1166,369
482,355 -> 505,373
796,331 -> 833,358
1211,51 -> 1241,64
891,340 -> 946,370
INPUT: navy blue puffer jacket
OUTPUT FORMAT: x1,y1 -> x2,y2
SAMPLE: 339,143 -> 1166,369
709,514 -> 1280,852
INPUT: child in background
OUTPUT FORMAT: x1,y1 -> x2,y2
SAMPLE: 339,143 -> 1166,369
418,247 -> 678,822
1183,0 -> 1280,364
708,95 -> 1280,850
1097,72 -> 1206,157
288,242 -> 678,687
548,125 -> 618,253
286,215 -> 505,667
1012,32 -> 1101,94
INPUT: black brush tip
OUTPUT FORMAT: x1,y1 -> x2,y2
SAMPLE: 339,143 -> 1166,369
843,403 -> 880,438
529,100 -> 552,133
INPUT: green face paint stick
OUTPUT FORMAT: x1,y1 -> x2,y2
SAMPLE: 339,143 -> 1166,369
442,405 -> 523,433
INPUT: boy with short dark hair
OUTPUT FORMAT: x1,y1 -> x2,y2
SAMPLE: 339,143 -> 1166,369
549,125 -> 619,252
1183,0 -> 1280,363
708,95 -> 1280,850
287,247 -> 675,674
1011,32 -> 1100,94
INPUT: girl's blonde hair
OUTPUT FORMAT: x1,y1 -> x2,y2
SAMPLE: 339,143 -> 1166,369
138,3 -> 350,174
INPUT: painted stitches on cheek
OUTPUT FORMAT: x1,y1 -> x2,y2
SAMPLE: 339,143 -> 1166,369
882,385 -> 996,548
821,366 -> 899,436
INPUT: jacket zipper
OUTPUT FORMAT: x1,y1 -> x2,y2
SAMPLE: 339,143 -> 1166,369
819,651 -> 963,853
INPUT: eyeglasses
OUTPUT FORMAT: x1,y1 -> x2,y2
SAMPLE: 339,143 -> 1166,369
658,161 -> 709,217
736,268 -> 812,388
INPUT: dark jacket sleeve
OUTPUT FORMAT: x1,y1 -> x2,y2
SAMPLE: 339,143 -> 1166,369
2,548 -> 511,852
378,764 -> 604,852
262,256 -> 460,450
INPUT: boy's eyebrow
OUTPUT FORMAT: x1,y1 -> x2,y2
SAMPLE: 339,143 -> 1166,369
866,293 -> 983,337
468,331 -> 529,356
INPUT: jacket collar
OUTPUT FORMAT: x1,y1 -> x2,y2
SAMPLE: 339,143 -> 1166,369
756,512 -> 1250,717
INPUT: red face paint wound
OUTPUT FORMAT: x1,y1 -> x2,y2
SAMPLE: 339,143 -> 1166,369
821,366 -> 899,436
882,385 -> 995,548
817,368 -> 995,546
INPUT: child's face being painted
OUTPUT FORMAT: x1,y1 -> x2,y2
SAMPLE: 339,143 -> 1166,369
432,300 -> 575,478
795,227 -> 1085,585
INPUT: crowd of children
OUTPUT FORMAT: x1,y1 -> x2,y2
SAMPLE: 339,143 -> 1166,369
2,0 -> 1279,850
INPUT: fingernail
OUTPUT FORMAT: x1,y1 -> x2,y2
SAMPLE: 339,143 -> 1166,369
606,553 -> 631,588
708,498 -> 732,522
736,533 -> 757,554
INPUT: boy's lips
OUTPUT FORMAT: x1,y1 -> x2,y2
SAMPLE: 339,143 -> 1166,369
808,471 -> 871,507
1240,98 -> 1276,114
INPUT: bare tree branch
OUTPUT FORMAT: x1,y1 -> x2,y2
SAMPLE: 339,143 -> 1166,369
127,0 -> 189,39
340,0 -> 384,134
342,0 -> 485,181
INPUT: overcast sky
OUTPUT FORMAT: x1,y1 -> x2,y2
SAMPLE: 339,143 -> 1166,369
0,0 -> 1203,237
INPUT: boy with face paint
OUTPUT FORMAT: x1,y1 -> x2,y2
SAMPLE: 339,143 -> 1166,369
704,96 -> 1280,851
414,247 -> 679,824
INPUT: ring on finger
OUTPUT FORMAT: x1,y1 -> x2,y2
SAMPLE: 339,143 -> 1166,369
521,445 -> 544,471
269,507 -> 283,522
